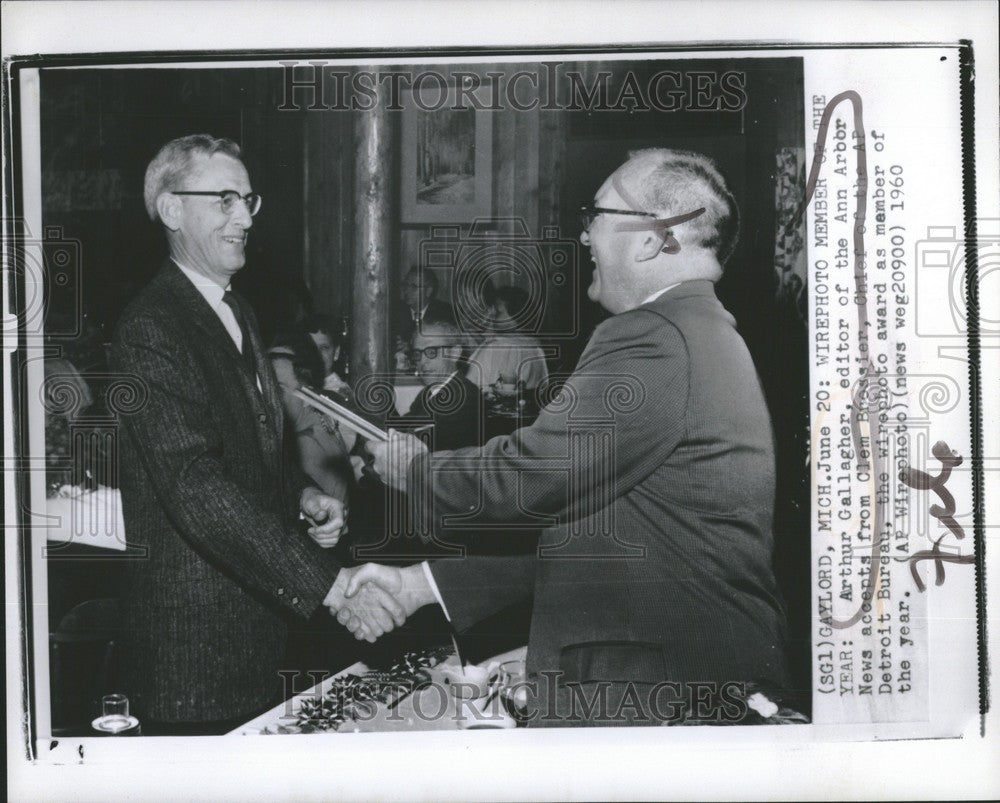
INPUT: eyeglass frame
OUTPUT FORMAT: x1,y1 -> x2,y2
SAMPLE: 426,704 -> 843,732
578,204 -> 654,234
578,203 -> 707,254
172,189 -> 262,216
407,343 -> 457,362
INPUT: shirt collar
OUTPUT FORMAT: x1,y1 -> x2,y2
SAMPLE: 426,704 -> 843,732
174,260 -> 229,310
641,283 -> 679,306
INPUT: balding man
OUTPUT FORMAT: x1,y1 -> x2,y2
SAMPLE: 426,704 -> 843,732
350,148 -> 791,726
392,318 -> 485,451
110,135 -> 402,734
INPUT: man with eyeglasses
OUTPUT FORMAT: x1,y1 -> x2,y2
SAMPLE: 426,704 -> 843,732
110,135 -> 403,735
346,148 -> 792,726
351,317 -> 486,567
391,317 -> 485,452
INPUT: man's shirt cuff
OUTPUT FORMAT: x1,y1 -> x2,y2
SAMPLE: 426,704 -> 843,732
421,561 -> 451,621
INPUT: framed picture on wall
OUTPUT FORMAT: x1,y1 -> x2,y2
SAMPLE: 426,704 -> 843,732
401,82 -> 492,222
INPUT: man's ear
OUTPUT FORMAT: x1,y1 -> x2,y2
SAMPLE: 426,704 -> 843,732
156,192 -> 183,231
634,231 -> 666,262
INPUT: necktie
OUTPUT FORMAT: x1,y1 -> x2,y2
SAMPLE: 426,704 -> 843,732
221,291 -> 258,380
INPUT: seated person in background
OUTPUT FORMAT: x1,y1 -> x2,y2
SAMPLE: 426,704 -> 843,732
358,316 -> 531,660
44,355 -> 96,493
389,317 -> 485,451
465,285 -> 549,394
303,314 -> 350,395
394,267 -> 453,372
268,331 -> 354,503
452,274 -> 496,347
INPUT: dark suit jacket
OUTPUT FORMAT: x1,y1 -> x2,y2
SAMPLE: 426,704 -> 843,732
110,259 -> 342,723
391,373 -> 485,451
397,298 -> 455,344
355,373 -> 488,561
421,281 -> 790,725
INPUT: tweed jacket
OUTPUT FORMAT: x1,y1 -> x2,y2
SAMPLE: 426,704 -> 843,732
422,281 -> 790,725
110,259 -> 342,723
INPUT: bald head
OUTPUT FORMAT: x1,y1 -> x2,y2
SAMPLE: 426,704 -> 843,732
616,148 -> 739,265
580,149 -> 741,313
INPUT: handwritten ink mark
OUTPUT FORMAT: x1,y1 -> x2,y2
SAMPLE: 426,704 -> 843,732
901,440 -> 974,592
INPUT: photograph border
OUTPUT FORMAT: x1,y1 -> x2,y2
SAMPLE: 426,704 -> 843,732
4,3 -> 998,801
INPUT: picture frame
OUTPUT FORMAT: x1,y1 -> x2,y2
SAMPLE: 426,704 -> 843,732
400,82 -> 492,223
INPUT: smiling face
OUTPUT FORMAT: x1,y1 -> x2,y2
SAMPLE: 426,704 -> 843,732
169,153 -> 253,287
579,173 -> 644,314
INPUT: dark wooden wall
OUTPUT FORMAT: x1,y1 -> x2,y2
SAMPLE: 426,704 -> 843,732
302,102 -> 355,323
40,67 -> 306,345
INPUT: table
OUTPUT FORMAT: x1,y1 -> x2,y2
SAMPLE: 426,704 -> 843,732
46,486 -> 127,552
229,646 -> 527,735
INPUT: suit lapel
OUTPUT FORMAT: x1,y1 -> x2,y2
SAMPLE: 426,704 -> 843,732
160,260 -> 281,454
161,259 -> 247,370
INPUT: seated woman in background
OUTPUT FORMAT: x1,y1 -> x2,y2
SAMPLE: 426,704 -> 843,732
465,285 -> 549,395
268,331 -> 354,503
303,314 -> 351,395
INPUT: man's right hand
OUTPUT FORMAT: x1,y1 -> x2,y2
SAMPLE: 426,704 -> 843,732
323,569 -> 406,642
334,564 -> 436,639
366,430 -> 428,493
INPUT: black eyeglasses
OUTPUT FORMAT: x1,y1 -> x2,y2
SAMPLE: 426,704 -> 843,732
408,344 -> 450,361
579,204 -> 656,233
173,190 -> 262,216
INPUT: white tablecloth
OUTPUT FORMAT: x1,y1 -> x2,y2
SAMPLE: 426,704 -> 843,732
229,646 -> 527,735
45,486 -> 127,552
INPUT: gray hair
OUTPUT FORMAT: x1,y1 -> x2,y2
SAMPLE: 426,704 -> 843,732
620,148 -> 740,264
143,134 -> 242,221
416,317 -> 462,341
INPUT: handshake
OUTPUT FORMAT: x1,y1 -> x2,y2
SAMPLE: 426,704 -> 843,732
323,564 -> 437,642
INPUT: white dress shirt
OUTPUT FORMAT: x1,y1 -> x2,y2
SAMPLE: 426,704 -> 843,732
175,261 -> 260,391
641,283 -> 679,306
